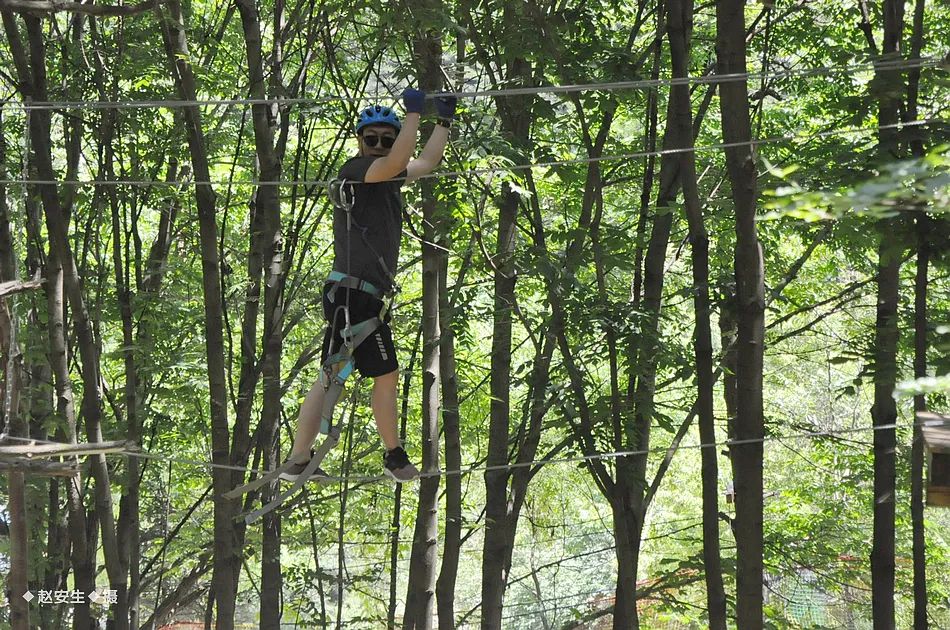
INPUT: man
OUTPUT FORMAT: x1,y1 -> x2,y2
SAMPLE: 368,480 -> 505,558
283,87 -> 456,482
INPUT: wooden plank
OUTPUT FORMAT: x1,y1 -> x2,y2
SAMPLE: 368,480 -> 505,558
0,439 -> 135,459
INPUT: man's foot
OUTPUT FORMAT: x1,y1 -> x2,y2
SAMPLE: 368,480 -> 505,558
383,446 -> 419,482
278,451 -> 328,482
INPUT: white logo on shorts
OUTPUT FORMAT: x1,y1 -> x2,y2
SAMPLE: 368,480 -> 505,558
375,333 -> 389,361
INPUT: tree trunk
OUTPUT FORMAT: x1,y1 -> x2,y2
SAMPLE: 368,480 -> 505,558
479,32 -> 532,629
435,36 -> 468,630
911,216 -> 928,630
155,1 -> 237,625
403,23 -> 443,630
233,0 -> 286,627
870,2 -> 904,627
717,0 -> 765,626
2,13 -> 121,629
435,238 -> 463,630
48,253 -> 96,630
667,0 -> 727,625
907,1 -> 928,626
1,117 -> 29,630
17,133 -> 62,629
7,472 -> 29,630
871,241 -> 900,630
91,56 -> 140,628
613,72 -> 685,629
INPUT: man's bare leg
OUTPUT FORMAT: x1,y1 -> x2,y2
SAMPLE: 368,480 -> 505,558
289,378 -> 341,461
372,369 -> 400,450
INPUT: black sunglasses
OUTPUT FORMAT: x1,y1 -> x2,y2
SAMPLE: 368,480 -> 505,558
362,134 -> 396,148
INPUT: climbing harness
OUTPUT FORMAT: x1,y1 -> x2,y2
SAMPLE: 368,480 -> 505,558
226,177 -> 398,524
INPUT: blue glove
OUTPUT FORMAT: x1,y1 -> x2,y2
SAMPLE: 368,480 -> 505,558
435,95 -> 457,120
402,88 -> 426,114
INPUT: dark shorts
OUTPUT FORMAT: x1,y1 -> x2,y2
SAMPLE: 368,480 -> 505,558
320,282 -> 398,378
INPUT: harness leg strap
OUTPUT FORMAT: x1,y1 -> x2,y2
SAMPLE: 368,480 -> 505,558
230,304 -> 385,515
319,359 -> 352,434
318,317 -> 381,431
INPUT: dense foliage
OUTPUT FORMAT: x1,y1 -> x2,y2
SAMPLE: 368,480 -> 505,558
0,0 -> 948,627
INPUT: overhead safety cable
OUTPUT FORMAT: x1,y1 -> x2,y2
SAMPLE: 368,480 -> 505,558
1,417 -> 945,485
0,56 -> 941,110
0,118 -> 943,188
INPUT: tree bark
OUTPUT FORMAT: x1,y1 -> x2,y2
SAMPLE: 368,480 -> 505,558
911,215 -> 929,630
1,112 -> 29,630
435,36 -> 468,630
389,330 -> 421,629
717,0 -> 765,627
18,138 -> 62,629
477,7 -> 532,624
667,0 -> 727,625
870,2 -> 904,627
481,151 -> 520,629
233,0 -> 286,626
155,0 -> 237,625
86,22 -> 140,621
871,242 -> 900,630
403,21 -> 443,630
907,1 -> 927,627
3,12 -> 122,628
435,233 -> 463,630
7,472 -> 29,630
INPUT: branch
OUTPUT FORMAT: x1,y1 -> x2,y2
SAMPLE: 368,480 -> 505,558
0,272 -> 43,299
0,0 -> 161,17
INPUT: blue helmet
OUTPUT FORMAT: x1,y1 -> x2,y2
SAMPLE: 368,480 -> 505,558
356,104 -> 401,133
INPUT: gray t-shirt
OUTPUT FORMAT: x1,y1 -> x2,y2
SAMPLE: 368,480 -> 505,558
333,156 -> 405,292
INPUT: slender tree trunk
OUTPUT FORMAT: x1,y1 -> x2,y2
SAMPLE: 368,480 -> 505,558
613,70 -> 685,630
91,62 -> 139,629
49,260 -> 96,630
911,216 -> 929,629
480,34 -> 532,629
435,238 -> 462,630
156,1 -> 237,625
717,0 -> 765,626
15,106 -> 95,629
871,240 -> 900,630
233,0 -> 286,627
403,23 -> 443,630
870,3 -> 904,627
667,0 -> 727,624
1,120 -> 29,630
3,13 -> 123,628
17,124 -> 62,628
907,1 -> 928,626
7,471 -> 29,630
436,37 -> 467,630
481,173 -> 519,630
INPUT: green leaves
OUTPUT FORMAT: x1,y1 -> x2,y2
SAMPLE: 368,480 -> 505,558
761,146 -> 950,223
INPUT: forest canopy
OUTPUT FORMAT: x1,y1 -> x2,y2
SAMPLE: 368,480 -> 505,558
0,0 -> 948,628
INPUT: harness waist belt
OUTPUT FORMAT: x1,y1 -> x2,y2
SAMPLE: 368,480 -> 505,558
327,271 -> 383,298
